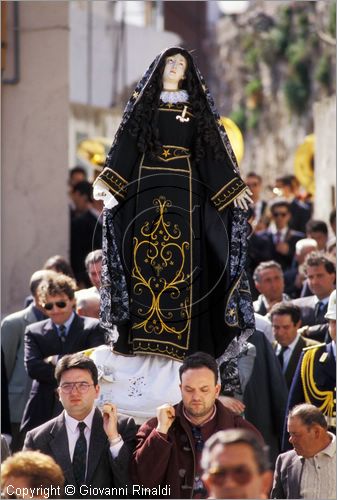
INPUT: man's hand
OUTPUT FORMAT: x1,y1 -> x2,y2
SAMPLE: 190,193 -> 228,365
156,404 -> 175,434
102,403 -> 119,441
218,396 -> 245,415
233,188 -> 253,211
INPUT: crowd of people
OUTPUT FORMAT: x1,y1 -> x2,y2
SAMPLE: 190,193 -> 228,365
0,163 -> 335,499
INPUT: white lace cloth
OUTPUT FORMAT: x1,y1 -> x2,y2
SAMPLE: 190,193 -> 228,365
90,346 -> 181,425
160,89 -> 189,103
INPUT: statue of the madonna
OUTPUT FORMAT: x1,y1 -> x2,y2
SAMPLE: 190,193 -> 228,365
92,47 -> 254,406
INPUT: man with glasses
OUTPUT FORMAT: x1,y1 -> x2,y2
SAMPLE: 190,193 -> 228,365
201,429 -> 272,499
132,352 -> 261,499
23,354 -> 136,498
258,200 -> 304,273
21,274 -> 105,434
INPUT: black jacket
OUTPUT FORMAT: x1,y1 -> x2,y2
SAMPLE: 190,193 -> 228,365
24,408 -> 137,498
21,314 -> 105,433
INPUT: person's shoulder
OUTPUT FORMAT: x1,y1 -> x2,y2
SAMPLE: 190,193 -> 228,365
292,295 -> 315,307
74,314 -> 100,329
288,229 -> 305,238
26,414 -> 63,439
117,413 -> 136,427
1,305 -> 33,325
276,448 -> 299,466
302,337 -> 320,348
26,318 -> 51,334
302,342 -> 326,353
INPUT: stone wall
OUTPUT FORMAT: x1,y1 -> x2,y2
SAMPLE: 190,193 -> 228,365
1,2 -> 69,315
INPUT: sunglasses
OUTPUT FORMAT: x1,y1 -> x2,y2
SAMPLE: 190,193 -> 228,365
208,465 -> 254,485
272,212 -> 288,217
43,301 -> 68,311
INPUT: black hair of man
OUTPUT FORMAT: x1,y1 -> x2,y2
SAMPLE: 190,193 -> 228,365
269,199 -> 290,214
179,352 -> 218,385
55,353 -> 98,386
246,172 -> 262,183
276,175 -> 298,189
201,429 -> 270,473
288,403 -> 328,429
72,180 -> 93,202
304,252 -> 336,275
305,219 -> 329,236
43,255 -> 75,278
270,302 -> 301,325
69,166 -> 87,179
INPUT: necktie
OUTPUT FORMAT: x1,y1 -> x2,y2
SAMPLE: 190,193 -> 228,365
277,346 -> 288,369
314,301 -> 325,323
191,425 -> 204,452
73,422 -> 87,486
59,324 -> 66,343
275,231 -> 282,245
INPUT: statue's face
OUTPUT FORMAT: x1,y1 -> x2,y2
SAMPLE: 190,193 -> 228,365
162,53 -> 187,89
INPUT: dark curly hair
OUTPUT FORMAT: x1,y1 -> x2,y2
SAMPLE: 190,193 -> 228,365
128,48 -> 228,165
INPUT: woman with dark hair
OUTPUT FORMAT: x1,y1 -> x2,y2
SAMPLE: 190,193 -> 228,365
93,47 -> 254,398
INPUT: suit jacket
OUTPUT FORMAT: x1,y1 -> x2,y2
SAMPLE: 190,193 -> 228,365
288,198 -> 311,234
244,331 -> 288,466
273,336 -> 318,389
1,304 -> 43,423
71,210 -> 102,286
292,295 -> 329,342
24,408 -> 137,498
21,314 -> 105,433
271,449 -> 303,498
256,229 -> 304,271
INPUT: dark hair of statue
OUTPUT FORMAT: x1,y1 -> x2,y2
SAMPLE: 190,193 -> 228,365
128,48 -> 228,165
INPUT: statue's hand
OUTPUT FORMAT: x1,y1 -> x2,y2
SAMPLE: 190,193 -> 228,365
233,188 -> 253,211
93,181 -> 118,209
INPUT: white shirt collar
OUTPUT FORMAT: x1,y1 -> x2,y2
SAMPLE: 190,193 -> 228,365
316,432 -> 336,458
64,405 -> 95,434
314,296 -> 330,305
276,333 -> 300,354
54,311 -> 75,333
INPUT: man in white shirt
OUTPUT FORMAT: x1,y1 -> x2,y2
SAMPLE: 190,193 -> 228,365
272,404 -> 336,499
23,353 -> 137,498
270,302 -> 318,389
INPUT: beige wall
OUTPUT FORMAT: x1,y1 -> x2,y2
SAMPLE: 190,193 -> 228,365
2,2 -> 69,315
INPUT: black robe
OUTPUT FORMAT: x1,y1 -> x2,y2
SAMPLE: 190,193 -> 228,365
98,99 -> 248,361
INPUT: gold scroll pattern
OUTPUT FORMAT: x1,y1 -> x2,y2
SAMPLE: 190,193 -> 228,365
131,196 -> 191,339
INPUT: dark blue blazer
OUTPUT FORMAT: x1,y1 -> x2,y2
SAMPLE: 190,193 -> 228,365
282,342 -> 336,450
21,314 -> 105,433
